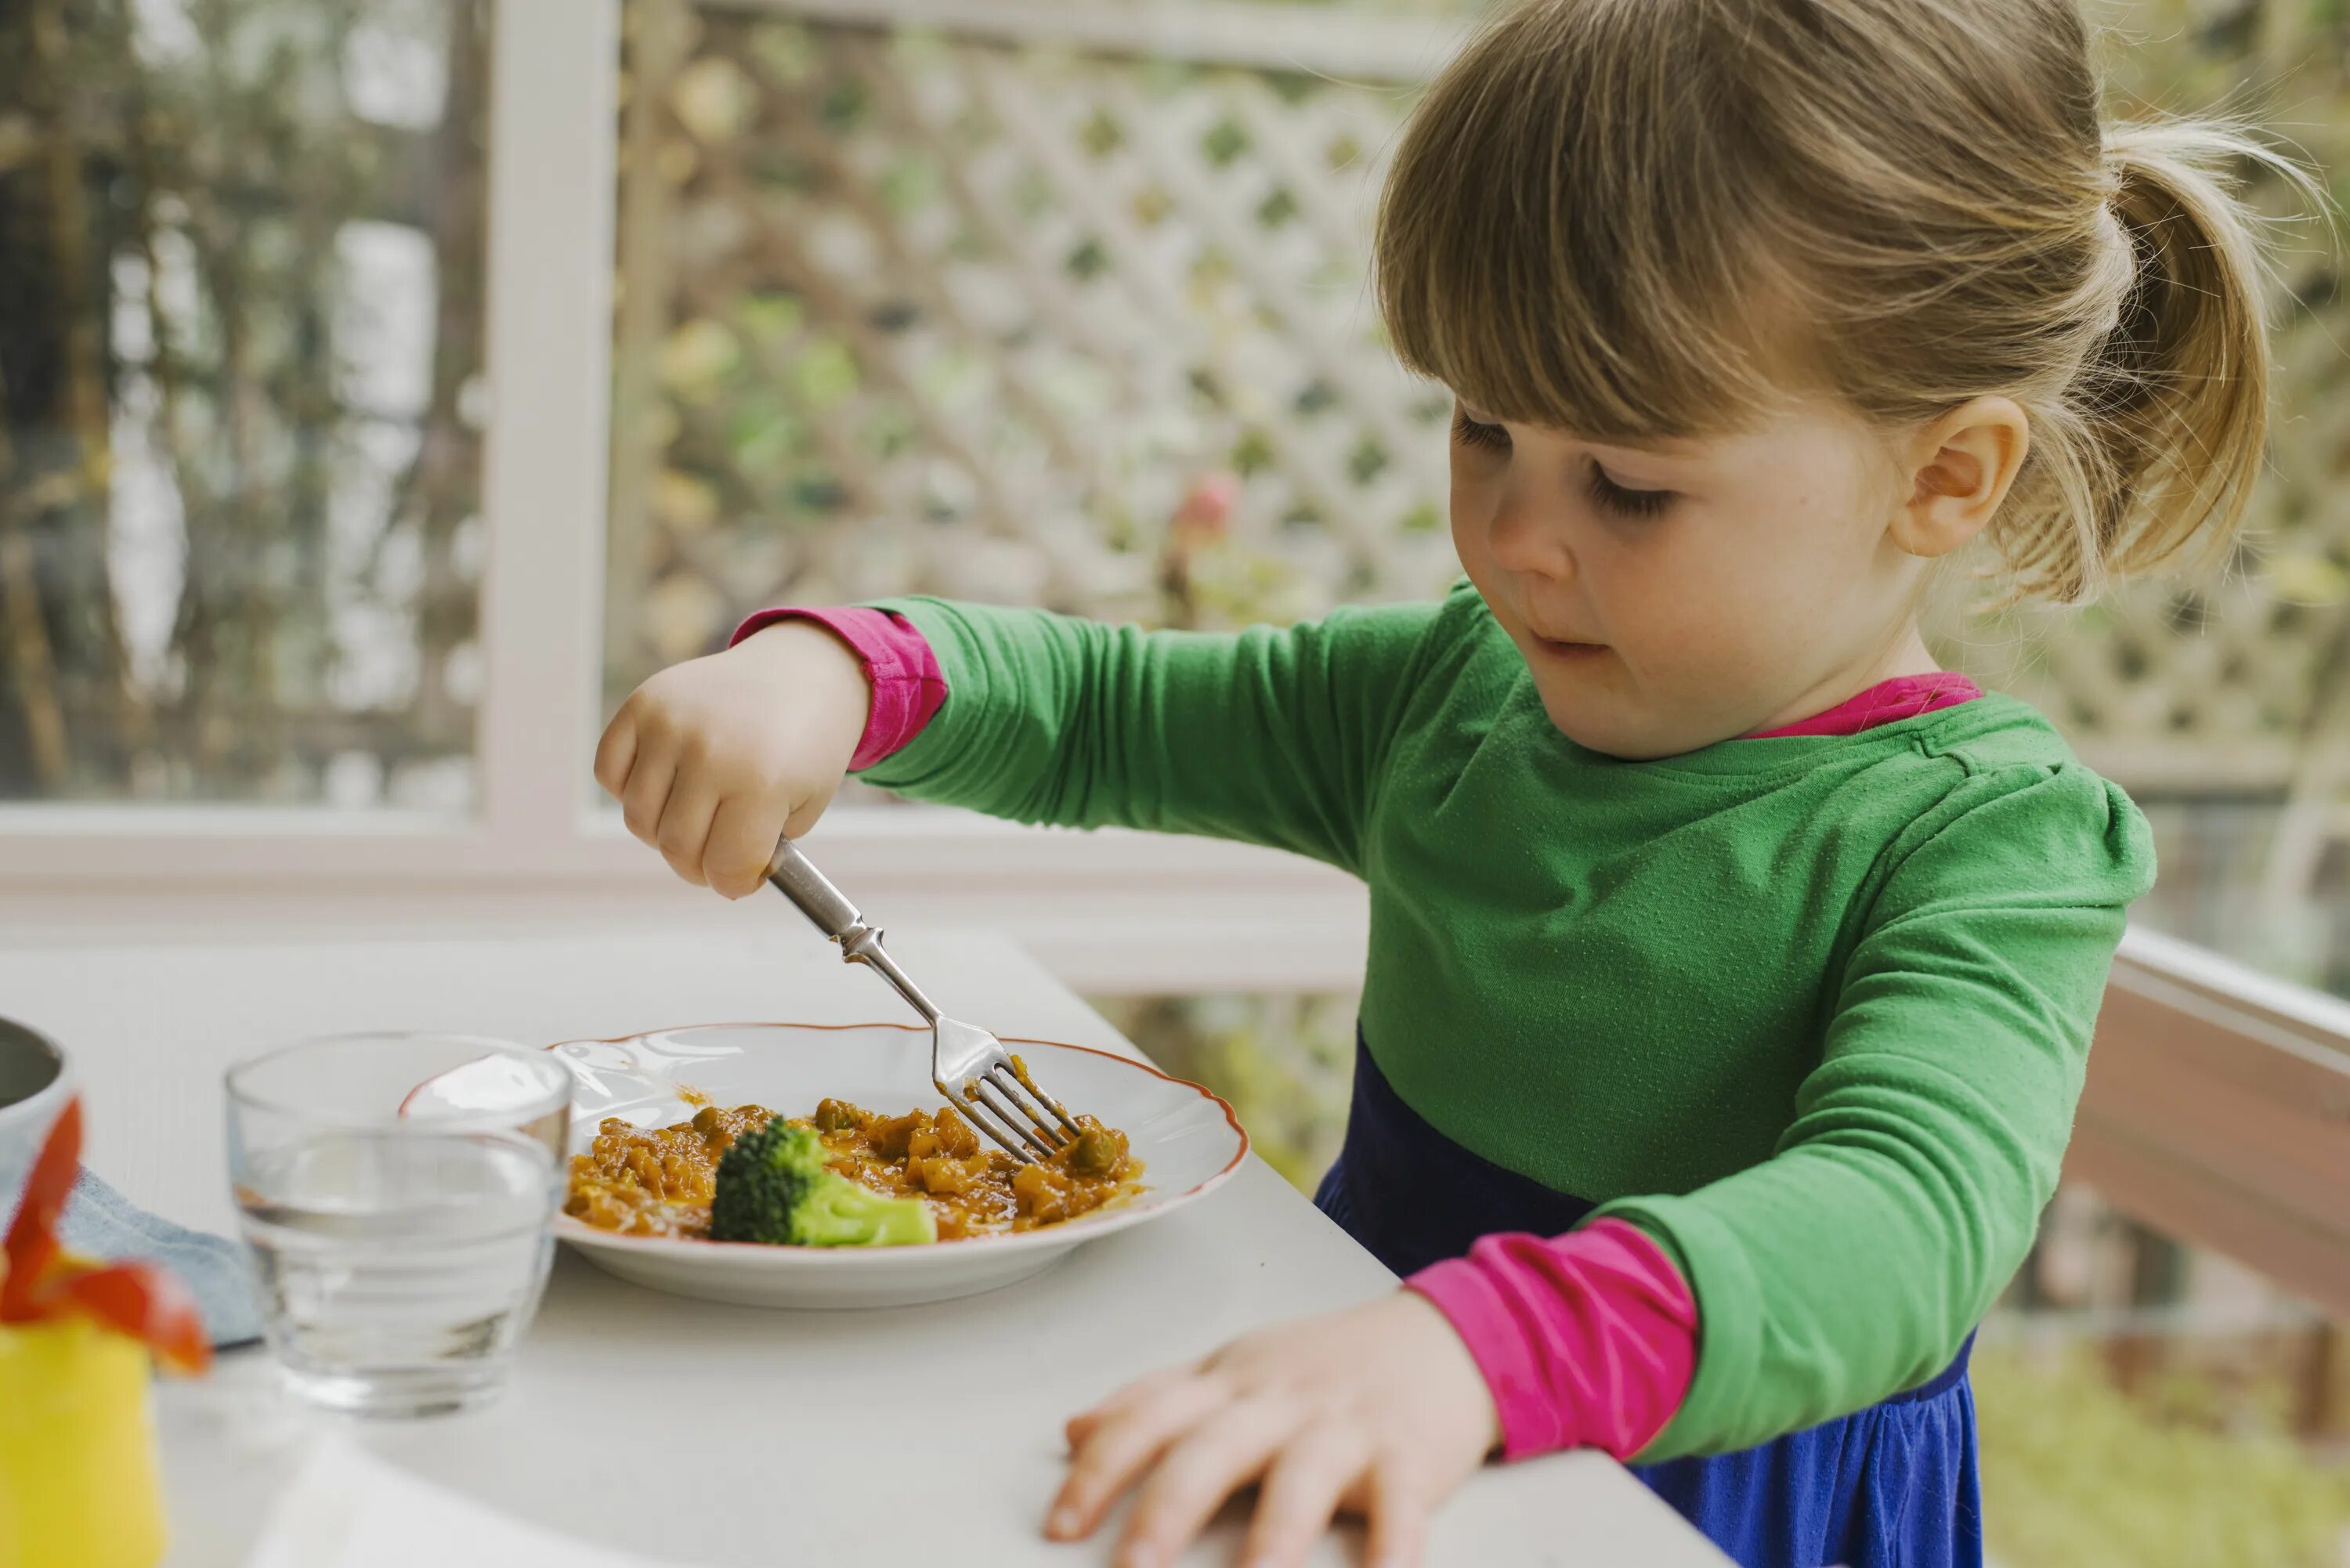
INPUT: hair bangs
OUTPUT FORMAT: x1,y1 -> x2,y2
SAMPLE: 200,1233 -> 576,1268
1375,0 -> 1795,443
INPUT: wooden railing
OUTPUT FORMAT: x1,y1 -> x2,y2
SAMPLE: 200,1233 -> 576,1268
2073,927 -> 2350,1317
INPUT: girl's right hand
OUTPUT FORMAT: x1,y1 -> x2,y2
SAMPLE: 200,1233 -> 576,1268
594,620 -> 873,898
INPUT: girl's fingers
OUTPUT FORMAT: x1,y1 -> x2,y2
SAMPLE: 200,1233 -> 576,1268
1115,1399 -> 1305,1568
1358,1459 -> 1431,1568
1067,1364 -> 1205,1450
653,770 -> 724,888
779,783 -> 835,844
703,793 -> 784,899
1048,1375 -> 1229,1542
592,707 -> 638,799
1235,1425 -> 1373,1568
618,741 -> 678,846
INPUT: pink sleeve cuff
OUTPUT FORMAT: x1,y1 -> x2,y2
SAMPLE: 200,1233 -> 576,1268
1406,1218 -> 1697,1461
729,607 -> 947,771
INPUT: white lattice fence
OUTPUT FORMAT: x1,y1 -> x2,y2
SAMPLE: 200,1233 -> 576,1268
605,0 -> 1463,698
604,0 -> 2350,884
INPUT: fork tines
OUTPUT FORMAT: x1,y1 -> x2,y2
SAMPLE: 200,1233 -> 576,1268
955,1060 -> 1082,1162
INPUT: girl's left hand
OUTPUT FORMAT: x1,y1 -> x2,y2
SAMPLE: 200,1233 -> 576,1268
1045,1292 -> 1501,1568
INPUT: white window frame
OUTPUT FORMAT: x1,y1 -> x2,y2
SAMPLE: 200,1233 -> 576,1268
0,0 -> 631,899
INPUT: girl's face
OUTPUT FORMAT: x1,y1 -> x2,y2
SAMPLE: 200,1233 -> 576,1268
1448,398 -> 1944,760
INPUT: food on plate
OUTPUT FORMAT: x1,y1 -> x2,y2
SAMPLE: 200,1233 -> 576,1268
564,1087 -> 1141,1244
709,1119 -> 936,1247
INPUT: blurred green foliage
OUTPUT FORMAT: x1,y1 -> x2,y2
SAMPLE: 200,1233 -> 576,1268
1976,1344 -> 2350,1567
1092,992 -> 1357,1189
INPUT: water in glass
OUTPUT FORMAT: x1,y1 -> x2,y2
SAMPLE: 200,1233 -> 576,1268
226,1033 -> 569,1417
237,1129 -> 557,1414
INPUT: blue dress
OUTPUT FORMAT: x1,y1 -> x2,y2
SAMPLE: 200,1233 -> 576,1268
1314,1039 -> 1984,1568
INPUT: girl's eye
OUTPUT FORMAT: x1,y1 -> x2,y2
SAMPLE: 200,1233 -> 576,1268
1585,461 -> 1674,520
1452,408 -> 1511,453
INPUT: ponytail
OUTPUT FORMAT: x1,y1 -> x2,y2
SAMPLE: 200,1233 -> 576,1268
2002,120 -> 2311,602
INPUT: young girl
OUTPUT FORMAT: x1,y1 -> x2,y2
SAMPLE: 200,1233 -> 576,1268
594,2 -> 2301,1564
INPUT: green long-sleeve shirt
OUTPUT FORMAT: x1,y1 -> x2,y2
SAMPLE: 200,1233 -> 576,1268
861,582 -> 2152,1458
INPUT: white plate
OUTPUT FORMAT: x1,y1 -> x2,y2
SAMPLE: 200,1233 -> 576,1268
544,1021 -> 1247,1310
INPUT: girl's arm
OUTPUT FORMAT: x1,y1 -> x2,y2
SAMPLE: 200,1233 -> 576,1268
598,595 -> 1443,898
1589,761 -> 2153,1458
843,595 -> 1444,876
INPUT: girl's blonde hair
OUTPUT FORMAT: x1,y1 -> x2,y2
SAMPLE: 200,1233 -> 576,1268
1376,0 -> 2308,602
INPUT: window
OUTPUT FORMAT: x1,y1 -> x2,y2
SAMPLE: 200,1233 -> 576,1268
0,0 -> 492,810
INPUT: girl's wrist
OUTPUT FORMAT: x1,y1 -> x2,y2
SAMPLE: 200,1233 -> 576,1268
732,619 -> 873,764
728,606 -> 947,771
1405,1219 -> 1697,1463
1389,1288 -> 1506,1458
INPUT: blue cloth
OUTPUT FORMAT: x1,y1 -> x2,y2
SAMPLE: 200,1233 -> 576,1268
56,1169 -> 264,1349
1314,1038 -> 1983,1568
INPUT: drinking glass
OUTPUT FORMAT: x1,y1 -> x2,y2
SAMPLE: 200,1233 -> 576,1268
225,1033 -> 571,1417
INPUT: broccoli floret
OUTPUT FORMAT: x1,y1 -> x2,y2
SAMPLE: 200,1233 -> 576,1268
709,1121 -> 936,1247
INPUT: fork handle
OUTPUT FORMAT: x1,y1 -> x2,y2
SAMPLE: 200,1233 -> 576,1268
767,834 -> 863,939
767,835 -> 942,1026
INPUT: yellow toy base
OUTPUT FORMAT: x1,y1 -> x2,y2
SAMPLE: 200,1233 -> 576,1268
0,1316 -> 168,1568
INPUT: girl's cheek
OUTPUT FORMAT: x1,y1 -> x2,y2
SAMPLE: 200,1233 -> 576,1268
1449,507 -> 1505,587
1623,573 -> 1755,688
1447,479 -> 1494,544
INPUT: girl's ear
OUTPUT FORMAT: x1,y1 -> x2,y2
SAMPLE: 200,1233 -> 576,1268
1889,397 -> 2030,559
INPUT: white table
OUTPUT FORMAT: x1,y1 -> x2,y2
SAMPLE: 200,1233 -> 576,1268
0,927 -> 1725,1567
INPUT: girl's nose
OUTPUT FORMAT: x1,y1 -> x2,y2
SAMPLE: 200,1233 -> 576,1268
1484,487 -> 1576,583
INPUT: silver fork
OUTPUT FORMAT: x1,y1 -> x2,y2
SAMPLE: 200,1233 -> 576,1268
765,835 -> 1081,1162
